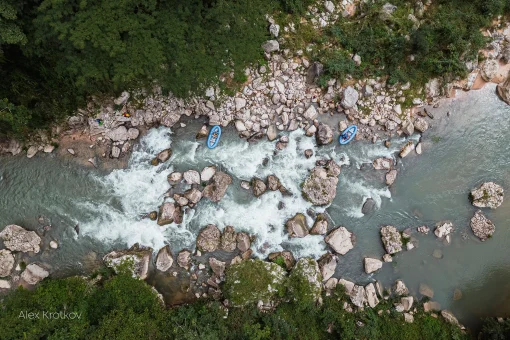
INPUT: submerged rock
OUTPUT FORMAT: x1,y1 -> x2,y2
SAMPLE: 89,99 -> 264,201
380,226 -> 403,254
285,213 -> 309,238
419,283 -> 434,298
196,224 -> 221,252
203,172 -> 232,202
470,182 -> 504,209
325,226 -> 354,255
470,210 -> 495,241
0,225 -> 41,253
156,245 -> 173,272
361,198 -> 376,215
103,245 -> 151,279
21,264 -> 49,285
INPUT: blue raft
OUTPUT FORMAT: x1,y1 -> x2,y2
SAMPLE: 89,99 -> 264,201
339,125 -> 357,145
207,125 -> 222,149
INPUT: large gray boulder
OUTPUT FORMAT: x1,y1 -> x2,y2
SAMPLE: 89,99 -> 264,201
262,40 -> 279,53
0,249 -> 15,277
373,158 -> 393,170
325,226 -> 354,255
380,225 -> 403,254
106,126 -> 129,142
470,182 -> 504,209
364,257 -> 383,274
156,245 -> 173,272
196,224 -> 221,252
285,213 -> 309,238
302,163 -> 340,206
21,264 -> 49,285
316,123 -> 333,145
341,86 -> 359,109
252,178 -> 267,197
350,285 -> 366,307
0,225 -> 41,253
103,245 -> 151,279
310,214 -> 328,235
481,59 -> 499,81
470,210 -> 495,241
497,71 -> 510,104
318,253 -> 337,281
203,172 -> 232,202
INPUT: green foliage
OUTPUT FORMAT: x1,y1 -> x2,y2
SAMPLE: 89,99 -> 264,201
479,317 -> 510,339
280,0 -> 314,15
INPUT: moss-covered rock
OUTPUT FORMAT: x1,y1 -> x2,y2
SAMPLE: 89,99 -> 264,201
287,258 -> 322,304
224,259 -> 286,307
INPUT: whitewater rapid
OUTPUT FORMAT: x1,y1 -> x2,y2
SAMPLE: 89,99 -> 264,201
76,126 -> 413,258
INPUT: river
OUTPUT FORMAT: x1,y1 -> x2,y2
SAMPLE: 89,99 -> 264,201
0,84 -> 509,327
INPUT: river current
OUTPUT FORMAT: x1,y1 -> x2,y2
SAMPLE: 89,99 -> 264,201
0,85 -> 509,326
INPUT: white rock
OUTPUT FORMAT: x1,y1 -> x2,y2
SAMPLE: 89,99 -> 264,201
325,227 -> 354,255
183,170 -> 201,185
27,146 -> 38,158
200,166 -> 216,182
235,120 -> 247,132
49,241 -> 58,249
21,264 -> 49,285
235,98 -> 247,111
364,257 -> 383,274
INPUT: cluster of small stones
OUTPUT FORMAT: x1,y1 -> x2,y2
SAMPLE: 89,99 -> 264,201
0,224 -> 52,290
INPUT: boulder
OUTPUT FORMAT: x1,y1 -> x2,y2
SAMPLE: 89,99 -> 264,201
261,40 -> 279,53
267,175 -> 281,191
156,245 -> 173,272
209,257 -> 226,277
267,125 -> 278,141
318,253 -> 337,281
423,301 -> 441,312
184,188 -> 202,204
177,249 -> 192,269
497,71 -> 510,104
362,198 -> 376,215
0,225 -> 41,253
285,213 -> 309,238
401,296 -> 414,311
386,170 -> 398,186
153,148 -> 172,165
380,226 -> 403,254
21,264 -> 49,285
441,310 -> 460,327
157,202 -> 182,226
365,283 -> 380,308
325,226 -> 354,255
127,128 -> 139,140
338,278 -> 355,294
310,214 -> 328,235
103,245 -> 151,279
0,138 -> 22,155
114,91 -> 130,105
183,170 -> 201,185
203,172 -> 232,202
237,232 -> 251,252
196,224 -> 221,252
316,123 -> 333,145
364,257 -> 383,274
268,250 -> 296,270
234,98 -> 247,111
221,226 -> 237,252
252,178 -> 267,197
404,313 -> 414,323
402,120 -> 414,136
168,172 -> 182,183
111,146 -> 121,158
399,141 -> 415,158
470,210 -> 495,241
470,182 -> 504,209
196,125 -> 209,139
425,78 -> 442,98
481,59 -> 499,81
434,221 -> 453,239
414,118 -> 429,132
303,105 -> 318,120
106,126 -> 129,142
26,146 -> 38,158
302,166 -> 339,206
394,280 -> 409,296
304,149 -> 314,159
341,86 -> 359,109
49,240 -> 58,249
350,285 -> 366,307
0,249 -> 15,277
200,166 -> 216,182
373,158 -> 393,170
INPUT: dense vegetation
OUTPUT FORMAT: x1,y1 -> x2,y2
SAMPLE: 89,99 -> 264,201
0,270 -> 471,340
1,0 -> 510,138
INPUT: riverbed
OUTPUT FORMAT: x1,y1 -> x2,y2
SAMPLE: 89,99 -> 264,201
0,85 -> 509,327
